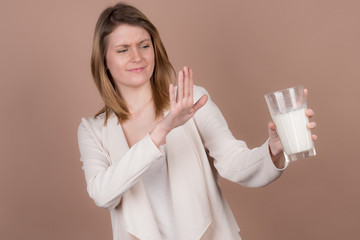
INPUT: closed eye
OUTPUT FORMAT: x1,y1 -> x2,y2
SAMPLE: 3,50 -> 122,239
117,49 -> 127,53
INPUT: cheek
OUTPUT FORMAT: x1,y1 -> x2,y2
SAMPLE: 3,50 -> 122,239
105,53 -> 113,70
147,51 -> 155,68
106,55 -> 125,74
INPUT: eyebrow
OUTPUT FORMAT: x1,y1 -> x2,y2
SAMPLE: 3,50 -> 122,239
113,38 -> 151,48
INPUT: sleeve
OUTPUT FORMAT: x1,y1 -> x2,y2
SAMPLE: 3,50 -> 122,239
77,119 -> 164,210
193,86 -> 287,188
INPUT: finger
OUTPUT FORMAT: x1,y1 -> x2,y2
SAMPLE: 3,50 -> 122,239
307,122 -> 316,129
267,122 -> 279,142
192,95 -> 208,113
268,121 -> 276,131
312,134 -> 318,141
177,70 -> 184,101
306,109 -> 315,118
169,84 -> 176,109
189,67 -> 194,98
304,88 -> 308,98
184,66 -> 190,98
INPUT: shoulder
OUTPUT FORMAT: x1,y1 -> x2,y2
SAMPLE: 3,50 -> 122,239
193,85 -> 211,101
79,113 -> 106,129
77,113 -> 108,140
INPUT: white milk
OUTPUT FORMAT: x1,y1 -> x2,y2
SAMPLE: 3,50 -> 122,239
272,108 -> 314,155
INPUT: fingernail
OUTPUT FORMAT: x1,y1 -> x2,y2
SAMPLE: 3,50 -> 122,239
306,109 -> 314,116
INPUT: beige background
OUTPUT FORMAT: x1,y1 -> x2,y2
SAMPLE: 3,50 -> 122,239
1,0 -> 359,239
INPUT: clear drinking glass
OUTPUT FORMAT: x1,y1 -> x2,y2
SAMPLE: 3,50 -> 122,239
265,86 -> 316,161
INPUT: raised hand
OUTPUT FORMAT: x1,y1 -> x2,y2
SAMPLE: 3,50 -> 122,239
164,66 -> 208,131
150,66 -> 208,147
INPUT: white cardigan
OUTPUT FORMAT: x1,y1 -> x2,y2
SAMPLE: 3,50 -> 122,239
78,86 -> 287,240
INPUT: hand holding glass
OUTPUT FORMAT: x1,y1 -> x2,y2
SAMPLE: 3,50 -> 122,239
265,86 -> 316,161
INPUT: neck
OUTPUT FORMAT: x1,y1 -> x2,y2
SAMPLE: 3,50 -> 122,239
118,82 -> 153,114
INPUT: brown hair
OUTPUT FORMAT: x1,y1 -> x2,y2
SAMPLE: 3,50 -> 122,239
91,2 -> 175,124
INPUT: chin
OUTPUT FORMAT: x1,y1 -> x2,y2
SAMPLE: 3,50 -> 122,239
128,78 -> 151,88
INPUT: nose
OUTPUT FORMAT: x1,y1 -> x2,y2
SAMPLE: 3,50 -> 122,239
130,48 -> 142,62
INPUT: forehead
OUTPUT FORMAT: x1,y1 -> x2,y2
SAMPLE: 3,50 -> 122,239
107,24 -> 150,46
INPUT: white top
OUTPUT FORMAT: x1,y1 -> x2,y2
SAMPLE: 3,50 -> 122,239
142,145 -> 177,239
78,86 -> 287,240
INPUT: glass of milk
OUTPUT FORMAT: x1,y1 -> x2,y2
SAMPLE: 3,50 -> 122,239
265,86 -> 316,161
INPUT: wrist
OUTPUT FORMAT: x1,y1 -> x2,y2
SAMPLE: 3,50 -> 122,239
268,145 -> 285,168
150,121 -> 170,148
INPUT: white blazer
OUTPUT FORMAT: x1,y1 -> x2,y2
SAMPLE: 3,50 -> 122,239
78,86 -> 287,240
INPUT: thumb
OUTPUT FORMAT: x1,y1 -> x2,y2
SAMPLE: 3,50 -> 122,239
268,121 -> 276,131
192,94 -> 208,112
268,121 -> 278,139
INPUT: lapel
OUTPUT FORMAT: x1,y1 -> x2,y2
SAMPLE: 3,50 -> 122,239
104,115 -> 129,165
166,119 -> 212,239
105,115 -> 161,239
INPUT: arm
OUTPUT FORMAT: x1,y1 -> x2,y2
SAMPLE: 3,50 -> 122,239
150,66 -> 286,187
78,66 -> 207,210
193,86 -> 286,188
78,119 -> 164,210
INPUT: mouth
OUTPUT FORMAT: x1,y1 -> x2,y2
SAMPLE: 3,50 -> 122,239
127,67 -> 146,73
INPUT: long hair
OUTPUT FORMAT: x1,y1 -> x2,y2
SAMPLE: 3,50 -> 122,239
91,2 -> 175,124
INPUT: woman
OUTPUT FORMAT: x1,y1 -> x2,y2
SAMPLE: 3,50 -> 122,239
78,2 -> 317,240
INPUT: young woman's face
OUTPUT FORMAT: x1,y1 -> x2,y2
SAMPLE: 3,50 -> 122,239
105,24 -> 155,92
